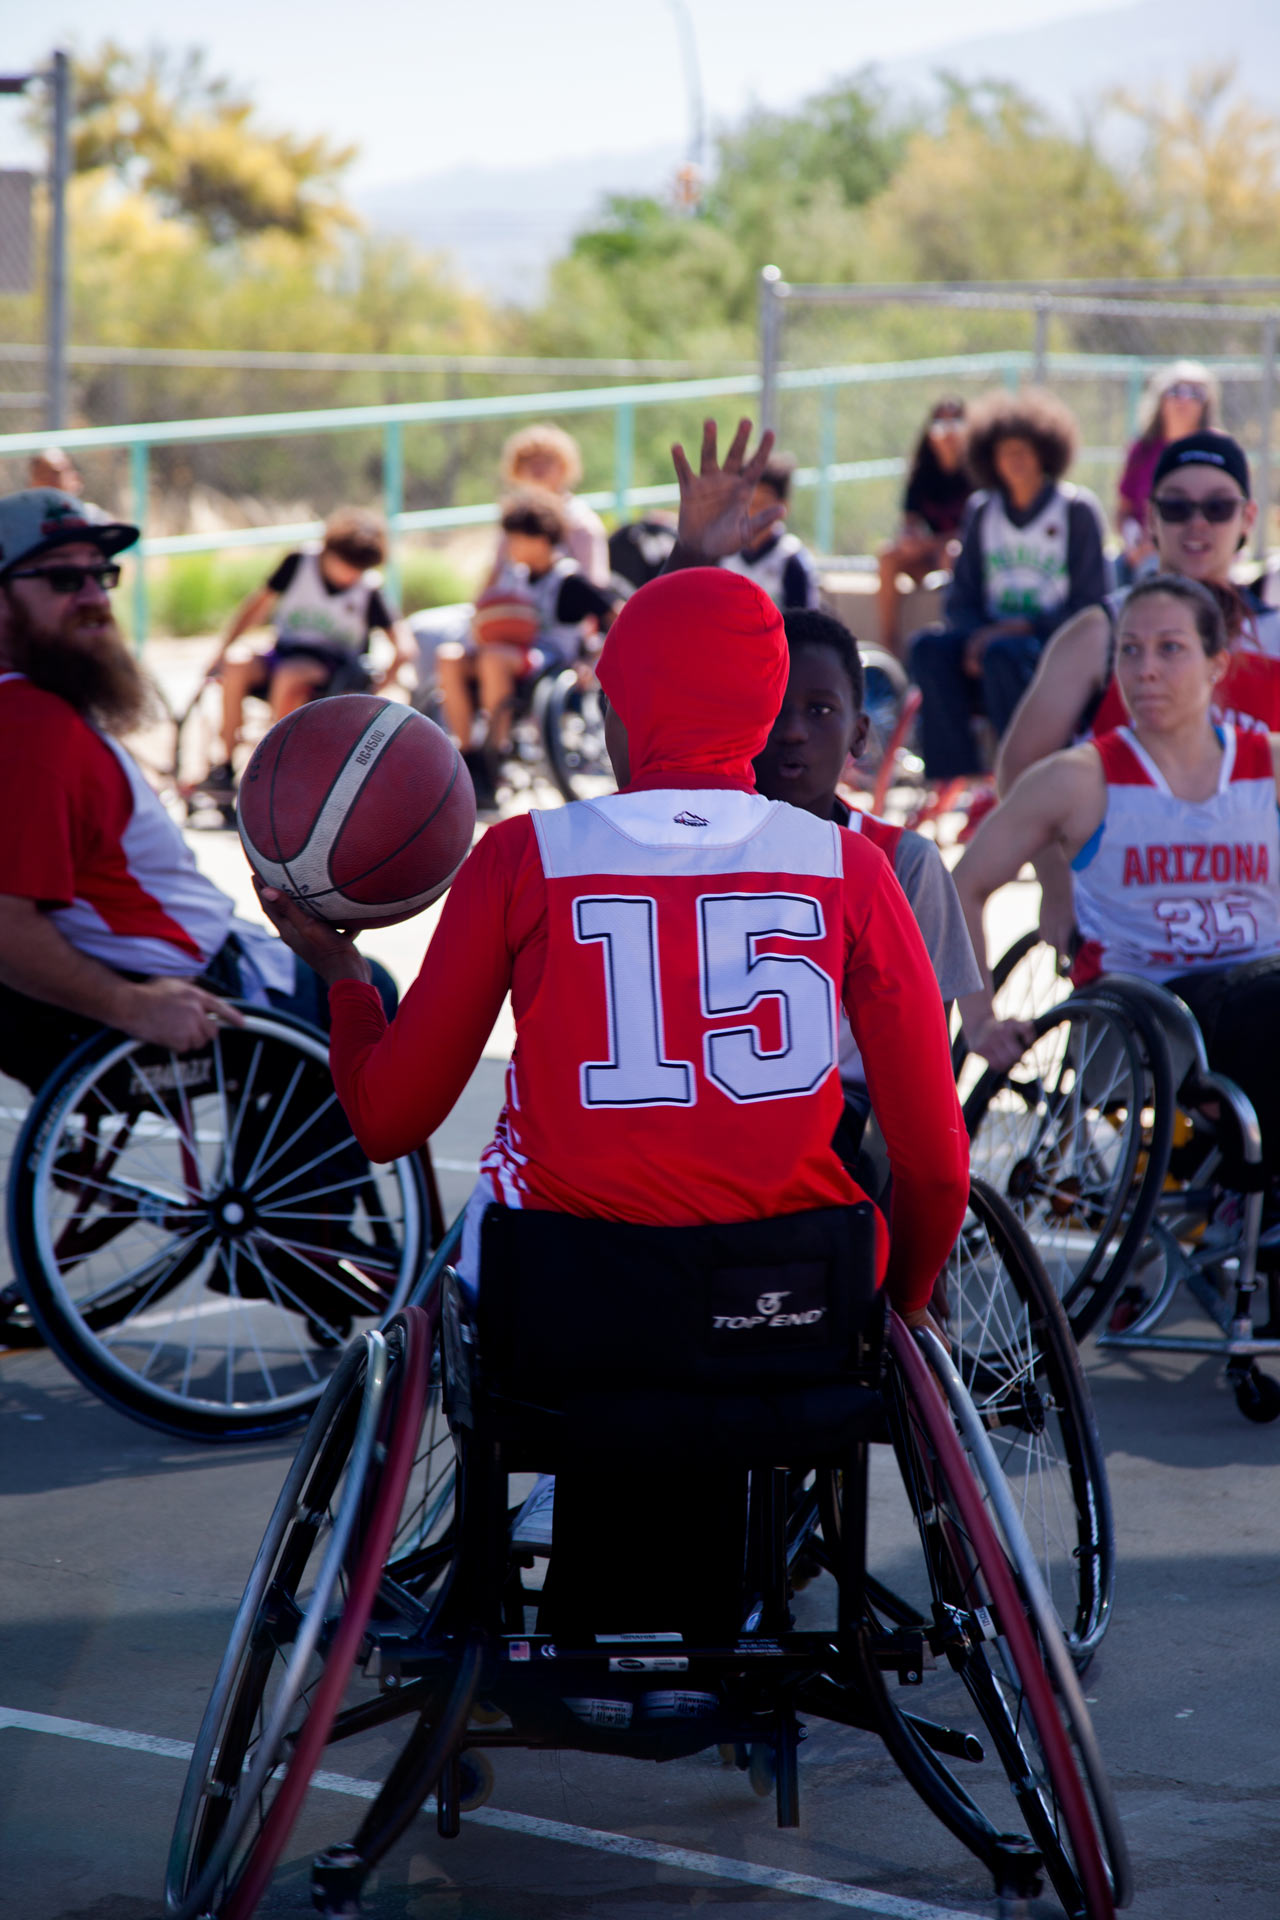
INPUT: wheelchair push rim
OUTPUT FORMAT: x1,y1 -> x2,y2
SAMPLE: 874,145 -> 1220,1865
943,1177 -> 1115,1665
8,1011 -> 427,1439
964,995 -> 1166,1330
165,1305 -> 435,1920
888,1314 -> 1130,1916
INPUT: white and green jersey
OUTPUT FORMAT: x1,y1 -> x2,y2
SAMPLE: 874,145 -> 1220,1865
976,482 -> 1105,623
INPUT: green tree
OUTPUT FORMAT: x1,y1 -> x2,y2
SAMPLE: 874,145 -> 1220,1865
1109,63 -> 1280,277
60,42 -> 357,247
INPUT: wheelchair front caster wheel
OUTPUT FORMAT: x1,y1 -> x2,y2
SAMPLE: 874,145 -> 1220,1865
1233,1362 -> 1280,1424
748,1742 -> 775,1798
458,1749 -> 495,1812
311,1841 -> 369,1917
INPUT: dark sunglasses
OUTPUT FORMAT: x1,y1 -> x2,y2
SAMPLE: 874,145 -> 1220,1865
8,561 -> 122,594
1150,495 -> 1242,525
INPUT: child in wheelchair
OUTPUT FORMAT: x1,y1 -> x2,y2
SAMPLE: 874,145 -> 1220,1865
201,508 -> 417,800
434,489 -> 619,805
752,605 -> 980,1174
187,426 -> 1132,1920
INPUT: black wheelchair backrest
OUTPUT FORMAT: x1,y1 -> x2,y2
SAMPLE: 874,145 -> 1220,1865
475,1202 -> 883,1403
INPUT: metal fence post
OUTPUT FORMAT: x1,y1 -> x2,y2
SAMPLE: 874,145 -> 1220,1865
613,400 -> 634,517
130,439 -> 149,651
816,383 -> 837,555
1032,297 -> 1049,386
1257,315 -> 1276,564
45,49 -> 70,431
383,418 -> 404,605
758,266 -> 783,434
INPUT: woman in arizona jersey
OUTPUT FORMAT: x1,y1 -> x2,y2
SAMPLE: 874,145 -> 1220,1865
952,574 -> 1280,1173
909,388 -> 1109,781
261,563 -> 969,1321
996,431 -> 1280,954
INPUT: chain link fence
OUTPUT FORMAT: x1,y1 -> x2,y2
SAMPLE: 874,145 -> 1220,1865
760,276 -> 1280,561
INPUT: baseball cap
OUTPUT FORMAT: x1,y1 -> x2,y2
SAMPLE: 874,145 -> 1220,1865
0,488 -> 139,580
1151,432 -> 1251,499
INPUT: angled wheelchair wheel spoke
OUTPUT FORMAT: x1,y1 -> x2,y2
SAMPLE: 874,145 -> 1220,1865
966,999 -> 1155,1321
943,1179 -> 1115,1665
10,1017 -> 428,1440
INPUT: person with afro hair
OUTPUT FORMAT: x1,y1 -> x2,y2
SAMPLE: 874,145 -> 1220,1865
908,387 -> 1109,784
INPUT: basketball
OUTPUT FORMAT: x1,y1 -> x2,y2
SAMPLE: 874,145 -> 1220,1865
472,582 -> 540,649
236,696 -> 476,929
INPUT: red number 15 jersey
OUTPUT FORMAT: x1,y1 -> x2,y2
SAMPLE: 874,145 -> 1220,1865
330,789 -> 968,1312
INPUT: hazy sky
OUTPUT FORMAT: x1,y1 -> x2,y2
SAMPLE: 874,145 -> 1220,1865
0,0 -> 1121,186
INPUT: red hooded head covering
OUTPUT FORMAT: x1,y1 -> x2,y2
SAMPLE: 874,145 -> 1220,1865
595,567 -> 787,793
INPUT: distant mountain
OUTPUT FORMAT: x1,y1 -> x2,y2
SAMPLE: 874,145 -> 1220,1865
357,144 -> 681,302
885,0 -> 1279,130
359,0 -> 1278,304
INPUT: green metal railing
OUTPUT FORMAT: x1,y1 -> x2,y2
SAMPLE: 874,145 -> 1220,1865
0,344 -> 1224,642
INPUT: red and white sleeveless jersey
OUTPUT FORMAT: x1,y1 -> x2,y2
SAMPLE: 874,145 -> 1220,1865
1073,724 -> 1280,983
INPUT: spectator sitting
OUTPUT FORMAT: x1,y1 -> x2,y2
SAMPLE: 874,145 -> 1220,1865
436,488 -> 618,805
486,424 -> 610,588
608,510 -> 679,593
203,508 -> 417,797
718,452 -> 822,610
877,398 -> 972,659
28,448 -> 84,496
1116,361 -> 1218,580
909,387 -> 1109,785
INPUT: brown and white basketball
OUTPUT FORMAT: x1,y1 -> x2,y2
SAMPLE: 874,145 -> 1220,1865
237,696 -> 476,929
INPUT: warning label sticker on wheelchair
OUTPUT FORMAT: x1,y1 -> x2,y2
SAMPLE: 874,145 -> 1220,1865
609,1655 -> 689,1672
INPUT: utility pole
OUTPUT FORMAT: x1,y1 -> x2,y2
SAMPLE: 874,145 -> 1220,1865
47,51 -> 70,431
0,50 -> 70,430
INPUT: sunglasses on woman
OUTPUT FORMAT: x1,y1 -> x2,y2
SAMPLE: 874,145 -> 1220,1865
1150,495 -> 1241,525
1165,382 -> 1207,401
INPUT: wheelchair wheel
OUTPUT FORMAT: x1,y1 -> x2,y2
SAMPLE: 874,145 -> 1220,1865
884,1314 -> 1130,1918
944,1178 -> 1114,1666
166,1307 -> 432,1920
8,1011 -> 428,1440
964,994 -> 1172,1338
538,666 -> 616,803
952,930 -> 1071,1097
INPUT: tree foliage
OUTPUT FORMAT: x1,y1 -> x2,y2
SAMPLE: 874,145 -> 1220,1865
55,42 -> 358,247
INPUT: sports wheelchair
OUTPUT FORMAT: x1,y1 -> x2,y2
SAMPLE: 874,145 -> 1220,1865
963,944 -> 1280,1424
166,1193 -> 1127,1920
413,645 -> 614,808
3,1006 -> 436,1441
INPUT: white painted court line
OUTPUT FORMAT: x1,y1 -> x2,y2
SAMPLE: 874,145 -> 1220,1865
0,1705 -> 988,1920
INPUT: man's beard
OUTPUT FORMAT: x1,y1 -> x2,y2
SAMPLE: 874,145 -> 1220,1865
2,591 -> 156,735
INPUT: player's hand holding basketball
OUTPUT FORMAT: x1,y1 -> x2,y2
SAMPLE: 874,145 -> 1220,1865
253,879 -> 373,988
669,417 -> 785,564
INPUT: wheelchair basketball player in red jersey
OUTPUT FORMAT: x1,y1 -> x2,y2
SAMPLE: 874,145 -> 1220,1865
258,420 -> 970,1330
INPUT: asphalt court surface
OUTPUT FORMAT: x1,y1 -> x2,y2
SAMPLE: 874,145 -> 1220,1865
2,804 -> 1279,1919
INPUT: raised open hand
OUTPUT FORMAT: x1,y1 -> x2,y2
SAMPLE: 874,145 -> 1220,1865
669,417 -> 786,563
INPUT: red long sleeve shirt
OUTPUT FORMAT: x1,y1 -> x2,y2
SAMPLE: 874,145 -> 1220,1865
329,570 -> 968,1314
